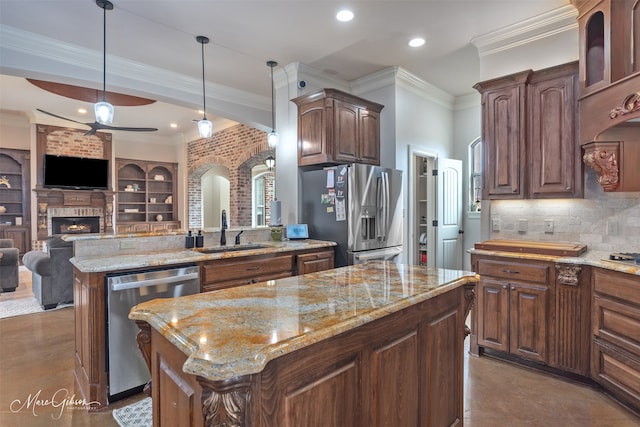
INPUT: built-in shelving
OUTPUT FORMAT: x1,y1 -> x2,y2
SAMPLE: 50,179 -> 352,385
115,159 -> 179,232
0,149 -> 31,254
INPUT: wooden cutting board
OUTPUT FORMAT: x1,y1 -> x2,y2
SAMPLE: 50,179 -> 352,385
474,239 -> 587,257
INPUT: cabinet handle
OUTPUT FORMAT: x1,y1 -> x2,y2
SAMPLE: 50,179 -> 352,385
511,286 -> 515,290
502,269 -> 520,274
246,266 -> 261,271
502,285 -> 508,289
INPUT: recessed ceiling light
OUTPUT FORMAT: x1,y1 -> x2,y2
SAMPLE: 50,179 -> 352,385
409,37 -> 426,48
336,10 -> 354,22
170,123 -> 178,128
77,108 -> 87,114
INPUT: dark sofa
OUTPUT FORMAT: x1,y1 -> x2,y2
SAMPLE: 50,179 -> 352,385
22,235 -> 74,309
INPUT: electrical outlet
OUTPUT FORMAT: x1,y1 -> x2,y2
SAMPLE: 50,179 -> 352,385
544,219 -> 554,233
607,220 -> 619,236
492,219 -> 500,232
518,219 -> 528,232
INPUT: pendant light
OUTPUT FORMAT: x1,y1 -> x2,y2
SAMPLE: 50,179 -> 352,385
95,0 -> 114,125
266,60 -> 278,148
264,155 -> 275,171
196,35 -> 213,138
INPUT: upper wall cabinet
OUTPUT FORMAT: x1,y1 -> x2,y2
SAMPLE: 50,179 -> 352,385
572,0 -> 640,192
292,89 -> 384,167
474,62 -> 582,200
573,0 -> 639,96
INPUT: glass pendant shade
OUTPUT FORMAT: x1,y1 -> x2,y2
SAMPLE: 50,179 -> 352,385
264,155 -> 275,170
94,101 -> 114,124
198,118 -> 213,138
267,130 -> 279,148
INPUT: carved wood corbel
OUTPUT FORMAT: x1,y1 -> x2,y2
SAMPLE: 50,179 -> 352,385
463,281 -> 477,338
135,320 -> 153,396
582,141 -> 620,191
197,375 -> 253,427
556,264 -> 582,286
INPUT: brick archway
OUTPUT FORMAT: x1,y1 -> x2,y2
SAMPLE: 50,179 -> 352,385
187,124 -> 272,228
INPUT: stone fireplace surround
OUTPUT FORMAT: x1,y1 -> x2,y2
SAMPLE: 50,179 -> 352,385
34,125 -> 114,244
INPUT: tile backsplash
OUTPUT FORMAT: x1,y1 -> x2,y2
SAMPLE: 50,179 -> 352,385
489,169 -> 640,252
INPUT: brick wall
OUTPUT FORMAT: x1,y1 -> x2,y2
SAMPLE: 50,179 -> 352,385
46,129 -> 104,158
187,124 -> 275,229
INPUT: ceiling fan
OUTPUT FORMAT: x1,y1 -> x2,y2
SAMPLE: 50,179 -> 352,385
37,0 -> 157,136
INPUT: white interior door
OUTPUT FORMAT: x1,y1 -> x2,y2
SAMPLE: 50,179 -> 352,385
436,158 -> 463,269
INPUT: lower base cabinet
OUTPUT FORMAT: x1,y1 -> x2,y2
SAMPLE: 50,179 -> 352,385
592,268 -> 640,412
473,256 -> 552,364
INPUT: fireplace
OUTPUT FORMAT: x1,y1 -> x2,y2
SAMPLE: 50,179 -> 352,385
52,216 -> 101,235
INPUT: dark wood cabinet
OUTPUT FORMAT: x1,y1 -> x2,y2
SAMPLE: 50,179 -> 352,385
528,63 -> 582,198
0,149 -> 31,254
474,62 -> 581,199
201,254 -> 294,292
473,255 -> 553,364
115,159 -> 179,232
145,282 -> 466,427
592,267 -> 640,413
292,88 -> 383,167
296,249 -> 335,275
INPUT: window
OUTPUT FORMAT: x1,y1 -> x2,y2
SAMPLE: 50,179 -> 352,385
469,138 -> 482,212
253,174 -> 266,227
252,169 -> 275,227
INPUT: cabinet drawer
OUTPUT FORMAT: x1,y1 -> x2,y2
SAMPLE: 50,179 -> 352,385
202,255 -> 293,284
592,339 -> 640,409
593,295 -> 640,356
594,268 -> 640,306
202,271 -> 292,293
477,259 -> 549,284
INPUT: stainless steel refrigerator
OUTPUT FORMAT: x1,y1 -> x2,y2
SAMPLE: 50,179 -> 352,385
301,164 -> 403,267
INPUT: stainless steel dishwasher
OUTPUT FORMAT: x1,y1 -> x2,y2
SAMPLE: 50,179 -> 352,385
106,264 -> 200,402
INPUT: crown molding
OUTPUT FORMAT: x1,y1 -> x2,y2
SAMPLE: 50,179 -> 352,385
471,5 -> 578,57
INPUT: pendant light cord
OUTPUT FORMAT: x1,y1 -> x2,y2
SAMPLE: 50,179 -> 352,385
101,2 -> 107,102
270,65 -> 275,131
200,37 -> 207,120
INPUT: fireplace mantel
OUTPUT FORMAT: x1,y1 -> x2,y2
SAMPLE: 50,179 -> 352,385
34,187 -> 115,239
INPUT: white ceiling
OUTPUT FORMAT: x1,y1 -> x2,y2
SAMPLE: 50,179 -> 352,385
0,0 -> 570,142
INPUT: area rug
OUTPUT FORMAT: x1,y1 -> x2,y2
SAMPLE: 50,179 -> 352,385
0,296 -> 44,319
112,397 -> 152,427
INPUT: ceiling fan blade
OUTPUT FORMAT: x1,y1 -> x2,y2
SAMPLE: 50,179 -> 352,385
37,108 -> 89,126
93,123 -> 158,132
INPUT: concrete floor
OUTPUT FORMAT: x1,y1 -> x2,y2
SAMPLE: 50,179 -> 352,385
1,274 -> 639,426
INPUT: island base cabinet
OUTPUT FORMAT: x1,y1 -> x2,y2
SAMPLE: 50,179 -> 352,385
146,286 -> 466,426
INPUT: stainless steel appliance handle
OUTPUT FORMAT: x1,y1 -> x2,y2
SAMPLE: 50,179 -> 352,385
110,272 -> 199,292
376,172 -> 383,240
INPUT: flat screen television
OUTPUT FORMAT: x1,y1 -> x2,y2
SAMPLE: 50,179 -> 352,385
43,154 -> 110,190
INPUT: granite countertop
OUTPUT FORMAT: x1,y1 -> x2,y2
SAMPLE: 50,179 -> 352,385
69,239 -> 336,273
129,261 -> 477,382
468,247 -> 640,276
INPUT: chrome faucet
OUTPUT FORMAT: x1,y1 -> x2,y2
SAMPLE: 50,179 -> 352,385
220,209 -> 227,245
234,230 -> 244,245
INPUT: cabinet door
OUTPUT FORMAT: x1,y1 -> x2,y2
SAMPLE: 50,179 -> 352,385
3,227 -> 29,254
298,99 -> 331,166
477,278 -> 510,352
482,84 -> 526,199
297,250 -> 335,275
333,100 -> 359,163
528,67 -> 580,197
358,109 -> 381,165
509,283 -> 548,362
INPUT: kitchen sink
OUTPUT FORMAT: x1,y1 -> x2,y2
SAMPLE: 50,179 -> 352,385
195,244 -> 269,254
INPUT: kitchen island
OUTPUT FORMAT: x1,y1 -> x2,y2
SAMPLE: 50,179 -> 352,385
67,231 -> 336,410
130,261 -> 477,427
